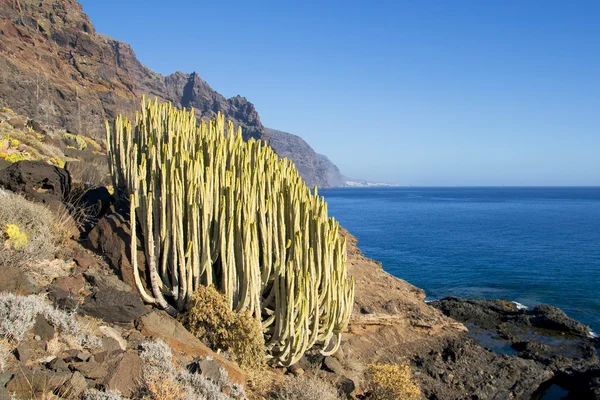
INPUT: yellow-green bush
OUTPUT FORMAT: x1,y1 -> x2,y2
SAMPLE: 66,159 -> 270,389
4,224 -> 28,250
63,133 -> 88,150
0,190 -> 58,267
180,285 -> 266,369
0,152 -> 28,163
366,363 -> 422,400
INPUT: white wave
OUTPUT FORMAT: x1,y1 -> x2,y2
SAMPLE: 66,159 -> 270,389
512,301 -> 529,310
590,330 -> 598,339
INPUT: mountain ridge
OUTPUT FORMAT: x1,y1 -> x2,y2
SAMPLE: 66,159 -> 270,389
0,0 -> 346,185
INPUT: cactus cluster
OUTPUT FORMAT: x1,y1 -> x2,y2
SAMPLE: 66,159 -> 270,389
106,98 -> 354,366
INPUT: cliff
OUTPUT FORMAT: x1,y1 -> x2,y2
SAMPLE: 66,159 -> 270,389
266,128 -> 345,188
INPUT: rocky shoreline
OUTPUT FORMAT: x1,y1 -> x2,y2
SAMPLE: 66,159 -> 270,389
430,297 -> 600,399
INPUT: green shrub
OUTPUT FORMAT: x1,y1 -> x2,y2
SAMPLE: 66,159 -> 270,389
180,286 -> 266,369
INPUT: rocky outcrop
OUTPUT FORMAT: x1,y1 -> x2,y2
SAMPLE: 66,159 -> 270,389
266,128 -> 344,188
0,0 -> 267,142
432,297 -> 600,398
0,160 -> 71,205
86,201 -> 149,292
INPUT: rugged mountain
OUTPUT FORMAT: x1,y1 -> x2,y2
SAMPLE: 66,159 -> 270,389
0,0 -> 266,142
266,128 -> 344,188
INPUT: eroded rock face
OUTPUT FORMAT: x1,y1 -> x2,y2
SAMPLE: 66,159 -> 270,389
80,287 -> 148,324
0,0 -> 343,186
266,128 -> 345,188
0,161 -> 71,205
86,202 -> 149,292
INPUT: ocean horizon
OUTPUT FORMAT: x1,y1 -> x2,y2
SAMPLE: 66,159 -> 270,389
321,186 -> 600,334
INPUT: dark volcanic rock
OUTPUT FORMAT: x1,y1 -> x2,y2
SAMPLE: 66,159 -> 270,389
86,202 -> 149,292
431,297 -> 600,398
414,335 -> 552,400
530,304 -> 591,337
0,161 -> 71,205
80,288 -> 148,323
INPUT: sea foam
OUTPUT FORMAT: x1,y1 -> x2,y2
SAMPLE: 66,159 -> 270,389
512,301 -> 529,310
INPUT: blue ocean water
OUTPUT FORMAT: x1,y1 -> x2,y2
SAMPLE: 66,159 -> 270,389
320,187 -> 600,334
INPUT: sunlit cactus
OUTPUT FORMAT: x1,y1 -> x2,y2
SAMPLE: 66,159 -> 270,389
106,97 -> 354,366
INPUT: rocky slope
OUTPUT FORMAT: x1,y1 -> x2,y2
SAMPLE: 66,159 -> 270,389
0,0 -> 264,140
0,0 -> 346,187
266,128 -> 344,188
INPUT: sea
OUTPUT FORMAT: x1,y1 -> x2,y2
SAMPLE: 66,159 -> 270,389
319,187 -> 600,335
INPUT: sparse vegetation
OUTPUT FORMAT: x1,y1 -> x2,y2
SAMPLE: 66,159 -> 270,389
139,339 -> 243,400
366,363 -> 422,400
181,285 -> 266,369
0,190 -> 58,267
276,374 -> 342,400
0,293 -> 101,347
81,389 -> 123,400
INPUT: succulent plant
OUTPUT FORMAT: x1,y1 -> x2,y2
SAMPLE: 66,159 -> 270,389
106,98 -> 354,365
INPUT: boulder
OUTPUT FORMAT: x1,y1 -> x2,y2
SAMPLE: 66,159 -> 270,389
70,361 -> 108,380
98,326 -> 127,351
33,315 -> 55,341
72,247 -> 98,271
102,350 -> 144,397
80,288 -> 148,324
0,266 -> 38,295
530,305 -> 590,337
6,367 -> 71,399
0,160 -> 71,205
83,271 -> 133,293
136,310 -> 246,385
57,371 -> 88,399
86,202 -> 149,292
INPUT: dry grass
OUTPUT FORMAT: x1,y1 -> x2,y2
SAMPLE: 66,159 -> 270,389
276,374 -> 342,400
366,363 -> 422,400
0,190 -> 58,267
0,337 -> 11,372
181,286 -> 266,369
142,366 -> 187,400
81,389 -> 122,400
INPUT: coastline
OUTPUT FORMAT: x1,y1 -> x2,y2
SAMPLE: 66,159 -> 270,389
340,227 -> 600,399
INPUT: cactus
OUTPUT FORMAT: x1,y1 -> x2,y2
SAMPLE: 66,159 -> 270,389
106,98 -> 354,366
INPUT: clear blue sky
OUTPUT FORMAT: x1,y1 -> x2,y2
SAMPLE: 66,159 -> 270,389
79,0 -> 599,186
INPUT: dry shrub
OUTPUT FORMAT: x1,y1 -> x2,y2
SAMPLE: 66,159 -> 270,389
276,374 -> 342,400
81,389 -> 122,400
142,371 -> 185,400
139,339 -> 242,400
181,285 -> 266,369
366,363 -> 422,400
0,189 -> 57,267
0,337 -> 11,372
0,293 -> 101,347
